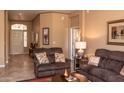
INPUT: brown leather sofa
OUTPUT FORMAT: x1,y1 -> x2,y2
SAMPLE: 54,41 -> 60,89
80,49 -> 124,82
33,47 -> 70,78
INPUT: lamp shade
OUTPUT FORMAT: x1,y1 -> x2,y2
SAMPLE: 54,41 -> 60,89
75,41 -> 86,49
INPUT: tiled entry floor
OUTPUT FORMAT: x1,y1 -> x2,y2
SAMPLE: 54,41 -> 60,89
0,54 -> 35,82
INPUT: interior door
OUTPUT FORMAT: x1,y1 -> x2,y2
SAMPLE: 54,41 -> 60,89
10,30 -> 24,54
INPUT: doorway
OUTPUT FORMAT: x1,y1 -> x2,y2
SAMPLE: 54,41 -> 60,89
10,30 -> 24,54
10,24 -> 28,54
69,27 -> 81,72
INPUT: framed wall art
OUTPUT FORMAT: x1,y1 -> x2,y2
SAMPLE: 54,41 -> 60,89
107,19 -> 124,46
42,27 -> 49,45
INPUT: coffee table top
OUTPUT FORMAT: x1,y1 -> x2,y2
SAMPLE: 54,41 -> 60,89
52,72 -> 88,82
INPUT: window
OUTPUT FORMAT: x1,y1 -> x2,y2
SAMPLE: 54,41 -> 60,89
11,24 -> 27,30
24,32 -> 27,47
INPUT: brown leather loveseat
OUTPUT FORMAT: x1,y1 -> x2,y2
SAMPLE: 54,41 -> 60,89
33,47 -> 70,78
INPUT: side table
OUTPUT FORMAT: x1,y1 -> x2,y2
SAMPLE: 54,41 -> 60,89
29,48 -> 34,57
74,57 -> 88,71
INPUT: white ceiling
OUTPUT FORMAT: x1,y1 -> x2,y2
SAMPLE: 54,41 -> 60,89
8,10 -> 78,21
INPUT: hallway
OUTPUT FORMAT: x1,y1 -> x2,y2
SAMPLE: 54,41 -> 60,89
0,54 -> 35,82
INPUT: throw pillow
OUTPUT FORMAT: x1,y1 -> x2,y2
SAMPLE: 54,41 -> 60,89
35,52 -> 49,64
88,56 -> 100,66
55,53 -> 65,63
120,66 -> 124,76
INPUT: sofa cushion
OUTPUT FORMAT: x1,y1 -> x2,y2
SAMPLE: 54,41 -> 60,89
48,54 -> 55,63
53,62 -> 70,70
50,47 -> 63,54
37,64 -> 55,71
95,49 -> 109,58
35,52 -> 49,64
37,62 -> 69,71
33,48 -> 49,54
98,57 -> 108,68
105,59 -> 124,73
55,53 -> 65,63
80,64 -> 97,73
107,75 -> 124,82
47,48 -> 63,63
89,68 -> 117,81
109,51 -> 124,62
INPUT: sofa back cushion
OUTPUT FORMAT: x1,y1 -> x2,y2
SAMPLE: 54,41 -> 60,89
34,47 -> 63,63
33,48 -> 50,54
95,49 -> 109,68
105,59 -> 124,73
98,57 -> 108,68
109,51 -> 124,62
96,49 -> 124,73
48,54 -> 55,63
34,47 -> 63,54
50,47 -> 63,54
48,47 -> 63,63
95,49 -> 109,59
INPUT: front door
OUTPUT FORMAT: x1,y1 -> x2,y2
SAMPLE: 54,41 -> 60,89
10,30 -> 24,54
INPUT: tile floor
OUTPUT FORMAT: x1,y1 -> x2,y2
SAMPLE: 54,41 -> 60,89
0,54 -> 35,82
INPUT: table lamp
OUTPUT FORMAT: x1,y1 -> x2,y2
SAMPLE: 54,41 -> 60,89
75,41 -> 86,59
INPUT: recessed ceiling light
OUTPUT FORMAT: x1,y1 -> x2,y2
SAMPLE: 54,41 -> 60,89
18,12 -> 23,19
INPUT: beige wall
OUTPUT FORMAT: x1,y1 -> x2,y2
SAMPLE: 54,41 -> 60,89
69,11 -> 84,41
69,11 -> 83,29
40,13 -> 53,48
32,15 -> 40,47
0,10 -> 5,66
5,11 -> 9,64
85,10 -> 124,55
32,13 -> 69,57
52,13 -> 69,57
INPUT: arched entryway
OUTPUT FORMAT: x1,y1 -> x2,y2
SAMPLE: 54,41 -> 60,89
10,24 -> 28,54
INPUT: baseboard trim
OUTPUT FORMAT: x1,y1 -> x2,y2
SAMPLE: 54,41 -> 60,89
0,65 -> 5,68
10,52 -> 29,55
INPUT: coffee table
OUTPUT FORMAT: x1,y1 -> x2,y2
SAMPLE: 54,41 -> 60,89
52,72 -> 88,82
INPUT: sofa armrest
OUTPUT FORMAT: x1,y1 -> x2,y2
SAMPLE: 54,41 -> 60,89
33,56 -> 39,66
65,58 -> 71,63
33,55 -> 40,78
65,58 -> 71,70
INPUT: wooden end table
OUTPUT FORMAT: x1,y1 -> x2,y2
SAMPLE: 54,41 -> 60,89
74,57 -> 88,71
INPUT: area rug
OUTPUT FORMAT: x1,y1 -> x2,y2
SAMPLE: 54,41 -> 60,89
19,77 -> 52,82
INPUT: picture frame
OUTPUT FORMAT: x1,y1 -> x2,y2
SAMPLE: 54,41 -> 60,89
107,19 -> 124,46
42,27 -> 49,45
